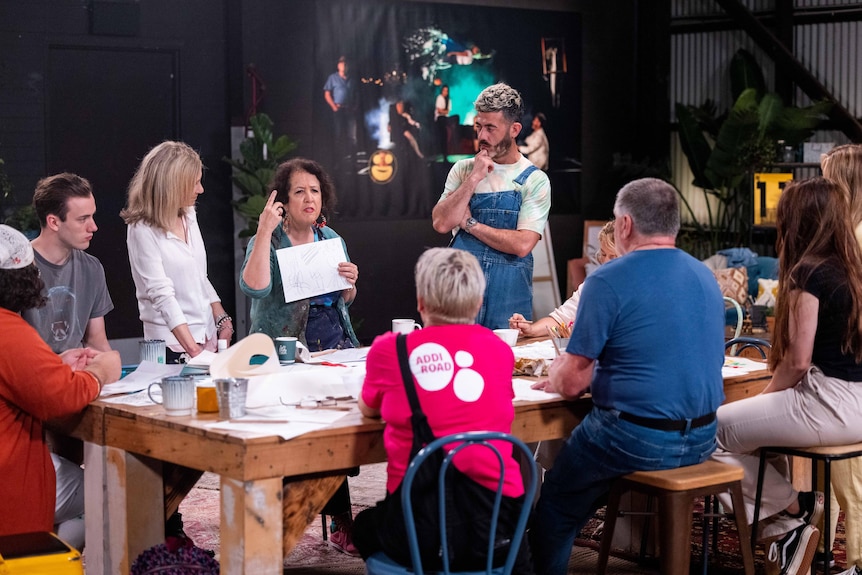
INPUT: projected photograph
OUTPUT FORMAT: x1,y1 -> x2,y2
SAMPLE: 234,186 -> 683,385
307,1 -> 581,221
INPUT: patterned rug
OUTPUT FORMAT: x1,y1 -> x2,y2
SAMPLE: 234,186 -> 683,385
180,465 -> 384,572
575,502 -> 848,574
181,467 -> 849,574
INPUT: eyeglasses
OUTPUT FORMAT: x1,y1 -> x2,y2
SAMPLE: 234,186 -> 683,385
280,395 -> 340,409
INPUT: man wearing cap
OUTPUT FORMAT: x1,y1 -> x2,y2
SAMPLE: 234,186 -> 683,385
0,224 -> 120,541
432,82 -> 551,330
23,173 -> 113,353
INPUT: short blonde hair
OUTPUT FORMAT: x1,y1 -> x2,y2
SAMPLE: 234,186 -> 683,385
121,141 -> 202,232
415,248 -> 485,325
597,220 -> 616,263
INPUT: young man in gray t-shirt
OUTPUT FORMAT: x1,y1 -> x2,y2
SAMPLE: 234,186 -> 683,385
23,173 -> 113,353
20,172 -> 114,550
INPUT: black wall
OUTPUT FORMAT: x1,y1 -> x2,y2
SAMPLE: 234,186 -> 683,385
0,0 -> 663,345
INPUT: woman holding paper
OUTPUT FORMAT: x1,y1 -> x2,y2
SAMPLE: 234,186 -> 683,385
122,141 -> 233,361
240,157 -> 359,351
240,158 -> 360,555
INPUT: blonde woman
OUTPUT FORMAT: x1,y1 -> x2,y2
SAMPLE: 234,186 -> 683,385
819,143 -> 862,575
509,220 -> 616,338
121,141 -> 232,362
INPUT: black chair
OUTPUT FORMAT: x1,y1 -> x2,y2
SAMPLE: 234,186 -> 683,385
724,336 -> 771,359
752,443 -> 862,575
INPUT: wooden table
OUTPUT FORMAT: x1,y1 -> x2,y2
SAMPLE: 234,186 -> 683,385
67,366 -> 769,575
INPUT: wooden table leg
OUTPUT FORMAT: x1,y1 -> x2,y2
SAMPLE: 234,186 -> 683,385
282,475 -> 345,555
83,443 -> 165,575
164,463 -> 205,519
220,476 -> 284,574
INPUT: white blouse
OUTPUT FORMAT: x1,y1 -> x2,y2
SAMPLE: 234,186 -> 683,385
127,208 -> 220,351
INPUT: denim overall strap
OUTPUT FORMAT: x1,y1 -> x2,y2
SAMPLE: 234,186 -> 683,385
451,166 -> 537,329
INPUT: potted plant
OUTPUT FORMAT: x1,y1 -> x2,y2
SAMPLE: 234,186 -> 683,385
0,158 -> 39,238
223,113 -> 297,237
675,49 -> 831,256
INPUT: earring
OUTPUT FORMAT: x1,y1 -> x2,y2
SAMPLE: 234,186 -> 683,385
314,214 -> 327,229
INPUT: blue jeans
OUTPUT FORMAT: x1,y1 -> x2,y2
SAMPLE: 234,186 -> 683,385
530,406 -> 717,575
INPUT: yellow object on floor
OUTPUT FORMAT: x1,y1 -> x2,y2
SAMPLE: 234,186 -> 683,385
0,531 -> 82,574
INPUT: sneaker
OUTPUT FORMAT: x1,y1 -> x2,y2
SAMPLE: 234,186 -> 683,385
327,526 -> 360,557
796,491 -> 825,528
814,550 -> 836,569
766,524 -> 819,575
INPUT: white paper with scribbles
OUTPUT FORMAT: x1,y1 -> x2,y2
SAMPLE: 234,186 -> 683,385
276,237 -> 351,303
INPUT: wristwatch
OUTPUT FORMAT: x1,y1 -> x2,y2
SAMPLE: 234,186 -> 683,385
465,217 -> 478,234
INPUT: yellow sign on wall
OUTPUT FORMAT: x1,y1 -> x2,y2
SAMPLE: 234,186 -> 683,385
753,172 -> 794,225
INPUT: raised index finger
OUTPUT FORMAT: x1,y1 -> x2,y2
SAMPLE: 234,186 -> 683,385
266,190 -> 278,207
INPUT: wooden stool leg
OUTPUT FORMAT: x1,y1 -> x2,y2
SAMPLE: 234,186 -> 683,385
657,492 -> 693,575
598,482 -> 625,575
752,450 -> 769,552
729,482 -> 756,575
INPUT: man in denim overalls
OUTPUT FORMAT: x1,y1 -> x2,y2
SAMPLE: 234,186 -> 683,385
432,83 -> 551,329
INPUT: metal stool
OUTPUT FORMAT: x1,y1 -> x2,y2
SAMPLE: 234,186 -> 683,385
752,443 -> 862,575
598,460 -> 755,575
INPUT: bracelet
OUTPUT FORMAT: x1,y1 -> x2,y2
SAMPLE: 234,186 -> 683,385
85,370 -> 103,398
215,314 -> 232,330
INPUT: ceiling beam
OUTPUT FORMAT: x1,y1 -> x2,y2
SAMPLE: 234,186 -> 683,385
714,0 -> 862,142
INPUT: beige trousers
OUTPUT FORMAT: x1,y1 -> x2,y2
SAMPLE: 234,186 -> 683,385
819,458 -> 862,567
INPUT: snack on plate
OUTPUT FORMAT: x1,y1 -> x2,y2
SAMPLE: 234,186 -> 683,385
511,340 -> 558,376
513,356 -> 552,377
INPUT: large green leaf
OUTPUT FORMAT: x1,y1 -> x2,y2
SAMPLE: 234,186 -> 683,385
705,89 -> 760,189
271,135 -> 297,160
757,93 -> 784,139
235,194 -> 268,220
772,100 -> 833,147
730,49 -> 766,101
231,170 -> 267,197
676,103 -> 716,189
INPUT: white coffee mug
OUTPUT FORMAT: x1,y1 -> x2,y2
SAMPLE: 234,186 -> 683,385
148,376 -> 194,416
392,319 -> 422,334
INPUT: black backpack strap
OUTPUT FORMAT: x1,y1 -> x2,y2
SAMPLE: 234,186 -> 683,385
395,333 -> 437,450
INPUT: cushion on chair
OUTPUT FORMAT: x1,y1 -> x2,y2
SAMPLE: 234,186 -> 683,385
713,267 -> 749,305
755,278 -> 778,307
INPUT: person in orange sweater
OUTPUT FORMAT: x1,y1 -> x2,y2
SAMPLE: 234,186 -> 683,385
0,224 -> 120,537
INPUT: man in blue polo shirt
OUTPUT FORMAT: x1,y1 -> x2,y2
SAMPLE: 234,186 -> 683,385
323,55 -> 357,165
530,177 -> 726,575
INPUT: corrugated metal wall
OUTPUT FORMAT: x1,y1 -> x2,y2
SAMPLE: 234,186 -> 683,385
671,1 -> 862,225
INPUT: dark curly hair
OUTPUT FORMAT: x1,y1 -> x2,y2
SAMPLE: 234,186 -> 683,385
269,158 -> 337,217
0,264 -> 45,313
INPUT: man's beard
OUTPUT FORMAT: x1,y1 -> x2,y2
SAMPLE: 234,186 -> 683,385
479,134 -> 514,161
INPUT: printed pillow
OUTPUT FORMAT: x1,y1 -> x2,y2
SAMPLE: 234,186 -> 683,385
755,278 -> 779,307
713,267 -> 749,305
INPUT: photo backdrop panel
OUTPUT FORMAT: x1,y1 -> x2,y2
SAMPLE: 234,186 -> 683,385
311,1 -> 580,221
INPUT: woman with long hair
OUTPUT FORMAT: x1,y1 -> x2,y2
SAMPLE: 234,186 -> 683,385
122,141 -> 233,361
711,177 -> 862,575
818,143 -> 862,574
